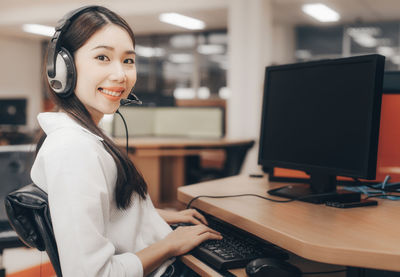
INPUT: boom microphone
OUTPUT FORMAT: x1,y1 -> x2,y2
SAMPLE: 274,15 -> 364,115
120,90 -> 142,106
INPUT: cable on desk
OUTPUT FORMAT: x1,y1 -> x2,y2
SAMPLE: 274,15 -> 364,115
302,269 -> 347,275
365,193 -> 400,200
349,176 -> 400,192
186,194 -> 296,209
186,192 -> 352,209
185,191 -> 343,209
340,176 -> 400,201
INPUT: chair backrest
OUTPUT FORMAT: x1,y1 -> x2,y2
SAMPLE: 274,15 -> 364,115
0,145 -> 35,226
4,183 -> 62,277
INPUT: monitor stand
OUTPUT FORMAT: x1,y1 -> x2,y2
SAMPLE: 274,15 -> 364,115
268,184 -> 360,204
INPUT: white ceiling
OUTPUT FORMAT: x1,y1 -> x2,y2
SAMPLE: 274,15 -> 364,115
274,0 -> 400,24
2,0 -> 400,40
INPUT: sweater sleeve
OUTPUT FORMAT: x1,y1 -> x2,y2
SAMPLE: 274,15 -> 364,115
42,138 -> 143,277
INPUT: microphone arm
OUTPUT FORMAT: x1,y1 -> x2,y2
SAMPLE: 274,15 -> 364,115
120,92 -> 142,106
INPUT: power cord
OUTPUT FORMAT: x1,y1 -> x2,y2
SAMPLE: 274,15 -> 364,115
365,193 -> 400,200
186,194 -> 295,209
344,176 -> 400,200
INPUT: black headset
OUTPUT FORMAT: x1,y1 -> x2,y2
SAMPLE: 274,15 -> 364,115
46,5 -> 101,98
46,5 -> 142,105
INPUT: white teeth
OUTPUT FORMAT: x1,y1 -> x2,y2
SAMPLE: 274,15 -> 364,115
99,88 -> 122,97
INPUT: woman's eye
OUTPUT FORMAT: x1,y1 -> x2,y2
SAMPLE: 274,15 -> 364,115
124,58 -> 135,64
96,55 -> 110,61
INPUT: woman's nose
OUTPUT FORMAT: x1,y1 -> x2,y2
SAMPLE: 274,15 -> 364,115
109,62 -> 126,82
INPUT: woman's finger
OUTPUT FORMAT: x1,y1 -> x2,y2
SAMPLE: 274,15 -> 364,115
196,231 -> 223,244
192,224 -> 221,236
192,210 -> 208,225
187,217 -> 202,225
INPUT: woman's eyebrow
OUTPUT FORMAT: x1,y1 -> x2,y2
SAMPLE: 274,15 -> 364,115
91,45 -> 136,55
91,45 -> 113,51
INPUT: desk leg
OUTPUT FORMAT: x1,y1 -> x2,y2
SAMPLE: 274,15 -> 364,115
129,154 -> 162,207
161,156 -> 185,206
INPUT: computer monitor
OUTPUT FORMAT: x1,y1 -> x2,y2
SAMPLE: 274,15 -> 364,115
258,54 -> 385,203
269,71 -> 400,184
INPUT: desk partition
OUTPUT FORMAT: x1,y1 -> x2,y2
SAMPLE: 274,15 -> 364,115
113,106 -> 224,138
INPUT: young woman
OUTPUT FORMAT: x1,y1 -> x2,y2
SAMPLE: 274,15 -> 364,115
31,6 -> 222,277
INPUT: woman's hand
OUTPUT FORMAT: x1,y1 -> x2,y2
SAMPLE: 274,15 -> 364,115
157,208 -> 208,225
164,224 -> 223,256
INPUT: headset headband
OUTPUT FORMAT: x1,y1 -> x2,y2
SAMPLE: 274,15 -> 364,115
46,5 -> 101,78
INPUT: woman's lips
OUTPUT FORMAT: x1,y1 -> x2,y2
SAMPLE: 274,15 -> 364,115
98,87 -> 124,101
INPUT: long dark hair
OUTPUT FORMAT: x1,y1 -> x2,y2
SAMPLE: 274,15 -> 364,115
38,6 -> 147,209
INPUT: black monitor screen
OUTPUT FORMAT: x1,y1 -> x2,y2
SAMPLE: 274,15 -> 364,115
0,99 -> 27,126
258,55 -> 385,202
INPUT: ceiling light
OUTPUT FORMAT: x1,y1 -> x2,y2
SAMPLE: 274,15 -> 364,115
378,46 -> 394,57
197,87 -> 210,99
347,27 -> 381,37
22,24 -> 55,37
173,88 -> 196,99
159,13 -> 205,30
169,53 -> 193,63
302,4 -> 340,22
197,44 -> 225,55
353,34 -> 377,48
135,45 -> 165,58
295,50 -> 312,60
170,34 -> 196,48
218,87 -> 230,99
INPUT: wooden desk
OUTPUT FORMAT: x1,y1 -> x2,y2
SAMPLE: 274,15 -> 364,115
177,175 -> 400,275
113,138 -> 254,207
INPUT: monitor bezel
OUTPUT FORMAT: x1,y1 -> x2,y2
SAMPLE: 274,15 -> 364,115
258,54 -> 385,181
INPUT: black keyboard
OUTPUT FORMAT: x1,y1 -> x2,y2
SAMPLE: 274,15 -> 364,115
171,214 -> 288,270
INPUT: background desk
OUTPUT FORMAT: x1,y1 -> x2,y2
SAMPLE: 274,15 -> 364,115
114,138 -> 254,207
177,175 -> 400,275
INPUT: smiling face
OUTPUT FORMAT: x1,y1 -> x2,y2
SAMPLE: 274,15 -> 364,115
73,24 -> 136,124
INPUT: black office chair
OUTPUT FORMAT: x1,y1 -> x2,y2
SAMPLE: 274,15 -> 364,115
5,183 -> 62,277
0,145 -> 36,277
186,140 -> 255,184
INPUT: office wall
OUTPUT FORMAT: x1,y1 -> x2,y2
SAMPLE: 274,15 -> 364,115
0,36 -> 42,130
227,0 -> 295,174
272,24 -> 295,65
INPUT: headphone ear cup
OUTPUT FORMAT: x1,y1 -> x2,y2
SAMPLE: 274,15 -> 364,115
47,47 -> 76,98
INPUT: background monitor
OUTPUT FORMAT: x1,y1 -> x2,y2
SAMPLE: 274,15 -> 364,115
258,54 -> 385,203
382,71 -> 400,94
0,99 -> 27,126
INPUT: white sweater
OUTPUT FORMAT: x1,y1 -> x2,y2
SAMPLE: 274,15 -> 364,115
31,112 -> 173,277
